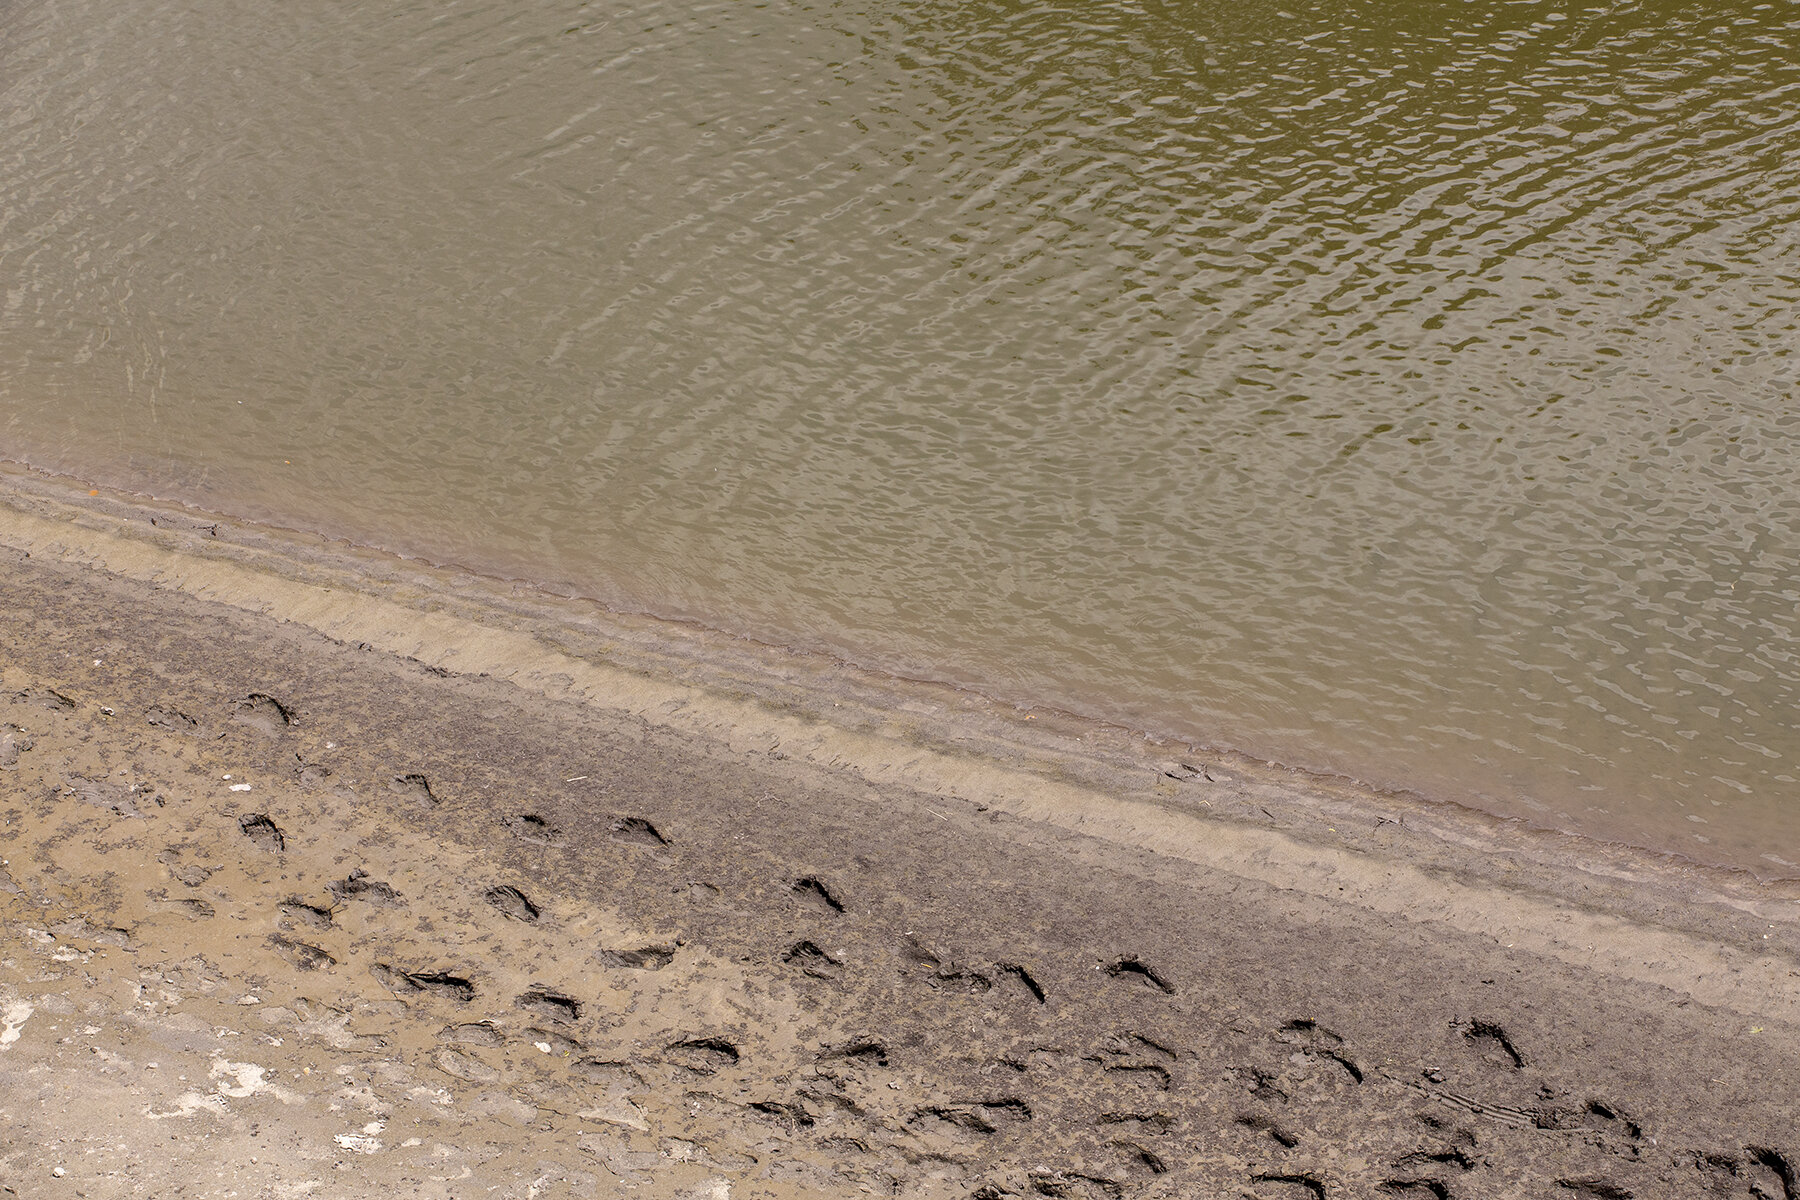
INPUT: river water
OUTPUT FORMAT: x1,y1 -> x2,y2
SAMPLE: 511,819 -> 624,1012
4,0 -> 1799,872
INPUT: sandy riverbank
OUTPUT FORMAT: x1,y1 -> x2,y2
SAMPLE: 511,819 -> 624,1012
2,468 -> 1798,1199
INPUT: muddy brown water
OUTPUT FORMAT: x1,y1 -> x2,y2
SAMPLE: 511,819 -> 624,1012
2,0 -> 1799,872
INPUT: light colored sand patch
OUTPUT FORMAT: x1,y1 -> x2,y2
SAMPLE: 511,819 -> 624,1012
1,999 -> 34,1047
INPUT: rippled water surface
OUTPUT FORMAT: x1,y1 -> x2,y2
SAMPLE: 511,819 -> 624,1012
4,0 -> 1800,869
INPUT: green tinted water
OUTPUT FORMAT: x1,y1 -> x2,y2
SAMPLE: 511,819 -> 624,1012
4,0 -> 1799,870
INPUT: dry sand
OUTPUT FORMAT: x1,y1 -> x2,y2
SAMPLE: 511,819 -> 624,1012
1,467 -> 1798,1200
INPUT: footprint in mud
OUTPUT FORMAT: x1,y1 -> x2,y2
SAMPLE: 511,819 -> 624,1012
910,1098 -> 1032,1136
439,1021 -> 506,1048
1696,1147 -> 1797,1200
748,1099 -> 817,1133
516,987 -> 583,1025
1237,1112 -> 1300,1149
612,816 -> 669,847
1025,1170 -> 1125,1199
238,813 -> 285,853
792,876 -> 845,913
371,964 -> 475,1002
144,707 -> 199,735
1113,1141 -> 1169,1177
157,847 -> 215,888
232,693 -> 293,736
292,757 -> 332,789
503,812 -> 564,846
599,944 -> 676,971
1252,1172 -> 1328,1200
664,1037 -> 741,1074
999,961 -> 1048,1004
1556,1180 -> 1633,1200
329,868 -> 405,908
817,1039 -> 889,1071
1382,1182 -> 1452,1199
150,893 -> 216,919
483,885 -> 540,922
390,773 -> 438,805
269,934 -> 336,971
525,1027 -> 584,1054
1277,1018 -> 1363,1083
277,899 -> 334,930
1463,1020 -> 1525,1069
926,964 -> 994,994
782,940 -> 845,982
1105,956 -> 1176,995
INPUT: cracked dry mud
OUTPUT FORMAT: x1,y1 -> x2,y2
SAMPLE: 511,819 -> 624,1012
2,545 -> 1799,1199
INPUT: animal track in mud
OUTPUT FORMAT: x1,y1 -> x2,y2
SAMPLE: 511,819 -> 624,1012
371,964 -> 475,1002
503,812 -> 564,845
664,1037 -> 740,1073
233,693 -> 293,736
1237,1113 -> 1300,1149
1113,1141 -> 1168,1175
269,934 -> 336,971
277,899 -> 334,930
145,707 -> 199,734
1098,1112 -> 1174,1133
1105,956 -> 1175,994
926,965 -> 993,994
151,894 -> 215,919
516,987 -> 582,1024
390,773 -> 438,805
439,1021 -> 505,1048
1556,1179 -> 1631,1199
1698,1148 -> 1798,1200
1464,1020 -> 1524,1069
999,962 -> 1047,1003
817,1039 -> 888,1069
1383,1181 -> 1452,1198
1277,1021 -> 1365,1085
1027,1169 -> 1123,1198
911,1098 -> 1031,1135
329,869 -> 404,907
792,876 -> 845,913
238,813 -> 285,853
612,816 -> 669,847
526,1027 -> 583,1054
1393,1146 -> 1475,1174
749,1100 -> 816,1132
1238,1067 -> 1290,1104
292,757 -> 332,788
1253,1172 -> 1327,1200
782,940 -> 845,981
1102,1063 -> 1171,1091
599,944 -> 676,970
483,885 -> 540,922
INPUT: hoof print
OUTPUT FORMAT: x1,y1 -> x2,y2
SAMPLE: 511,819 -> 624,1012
238,813 -> 285,853
748,1099 -> 816,1132
792,876 -> 845,913
1115,1141 -> 1169,1175
782,940 -> 844,981
1105,956 -> 1175,994
664,1036 -> 740,1074
439,1021 -> 505,1048
484,885 -> 540,922
927,965 -> 993,994
233,693 -> 293,736
373,964 -> 474,1002
503,813 -> 564,845
146,707 -> 199,734
525,1027 -> 583,1054
155,895 -> 216,919
1555,1181 -> 1632,1200
599,944 -> 676,971
1252,1173 -> 1326,1200
277,899 -> 333,930
517,987 -> 583,1024
391,773 -> 438,805
1238,1113 -> 1300,1148
999,961 -> 1047,1003
1027,1170 -> 1123,1198
612,816 -> 669,846
269,934 -> 335,971
1465,1020 -> 1524,1069
1382,1182 -> 1451,1198
329,868 -> 404,907
818,1039 -> 888,1069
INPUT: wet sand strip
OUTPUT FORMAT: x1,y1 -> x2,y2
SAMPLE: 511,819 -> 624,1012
1,472 -> 1798,1199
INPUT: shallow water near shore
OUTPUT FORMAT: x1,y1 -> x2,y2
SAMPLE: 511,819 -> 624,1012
3,0 -> 1799,873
